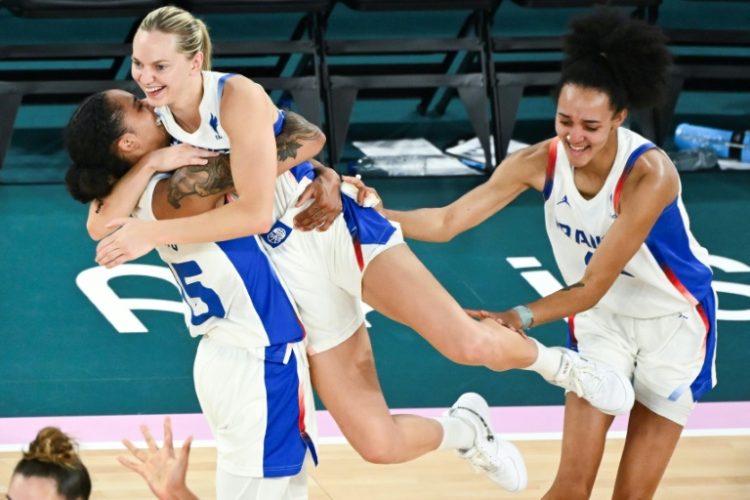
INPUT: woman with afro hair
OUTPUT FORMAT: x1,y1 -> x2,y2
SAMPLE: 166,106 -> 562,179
366,8 -> 717,498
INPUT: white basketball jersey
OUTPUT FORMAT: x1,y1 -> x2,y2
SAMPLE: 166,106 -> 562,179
154,71 -> 313,219
133,174 -> 305,357
543,128 -> 713,318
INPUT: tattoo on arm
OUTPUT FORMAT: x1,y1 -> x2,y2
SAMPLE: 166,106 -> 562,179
166,155 -> 235,209
561,282 -> 584,292
276,111 -> 322,162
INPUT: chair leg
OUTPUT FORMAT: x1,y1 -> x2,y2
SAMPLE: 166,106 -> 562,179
290,87 -> 322,128
0,90 -> 23,169
657,74 -> 685,146
418,11 -> 478,115
434,52 -> 476,116
456,84 -> 492,169
631,74 -> 683,146
328,87 -> 359,167
496,83 -> 525,161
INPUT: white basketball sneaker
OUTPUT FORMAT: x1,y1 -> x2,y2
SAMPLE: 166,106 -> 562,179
448,392 -> 527,492
550,347 -> 634,416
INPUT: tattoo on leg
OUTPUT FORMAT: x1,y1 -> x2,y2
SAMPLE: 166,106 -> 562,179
166,156 -> 234,209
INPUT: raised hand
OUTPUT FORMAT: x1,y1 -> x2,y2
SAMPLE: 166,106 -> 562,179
118,417 -> 198,500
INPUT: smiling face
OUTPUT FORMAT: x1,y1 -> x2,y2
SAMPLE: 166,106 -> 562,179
106,89 -> 170,161
554,84 -> 626,168
131,29 -> 202,107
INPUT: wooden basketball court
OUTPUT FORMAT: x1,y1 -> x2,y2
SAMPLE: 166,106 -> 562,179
2,435 -> 748,498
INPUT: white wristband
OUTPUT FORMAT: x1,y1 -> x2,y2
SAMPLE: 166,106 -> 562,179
512,305 -> 534,330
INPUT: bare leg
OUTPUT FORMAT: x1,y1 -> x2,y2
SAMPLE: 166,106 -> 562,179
612,402 -> 683,500
309,323 -> 444,464
543,394 -> 614,500
362,244 -> 537,371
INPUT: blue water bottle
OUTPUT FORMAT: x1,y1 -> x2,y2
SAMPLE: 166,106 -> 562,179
674,123 -> 750,162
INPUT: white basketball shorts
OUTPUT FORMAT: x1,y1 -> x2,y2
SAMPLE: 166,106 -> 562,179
259,186 -> 404,355
193,336 -> 317,485
566,290 -> 718,425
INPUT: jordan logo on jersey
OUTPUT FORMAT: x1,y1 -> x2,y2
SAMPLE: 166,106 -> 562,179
209,113 -> 222,140
263,220 -> 292,248
557,195 -> 570,207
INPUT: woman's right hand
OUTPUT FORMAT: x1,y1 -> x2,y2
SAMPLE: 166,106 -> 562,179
342,175 -> 383,212
145,144 -> 219,173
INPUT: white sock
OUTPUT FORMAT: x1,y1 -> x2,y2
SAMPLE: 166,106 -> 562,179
523,338 -> 564,381
435,415 -> 475,451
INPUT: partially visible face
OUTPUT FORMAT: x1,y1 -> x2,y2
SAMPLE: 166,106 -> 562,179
555,84 -> 624,168
7,474 -> 64,500
106,89 -> 170,153
131,29 -> 199,106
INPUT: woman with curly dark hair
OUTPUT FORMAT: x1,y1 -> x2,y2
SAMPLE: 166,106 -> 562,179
366,8 -> 717,498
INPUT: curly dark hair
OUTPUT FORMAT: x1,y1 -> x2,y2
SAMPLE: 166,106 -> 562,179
64,92 -> 132,203
554,7 -> 672,112
13,427 -> 92,499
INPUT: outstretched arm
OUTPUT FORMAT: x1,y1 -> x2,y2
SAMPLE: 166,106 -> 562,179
469,150 -> 680,330
384,142 -> 548,242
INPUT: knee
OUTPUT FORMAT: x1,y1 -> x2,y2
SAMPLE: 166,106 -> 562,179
439,331 -> 488,367
351,431 -> 401,465
445,334 -> 522,371
359,446 -> 397,465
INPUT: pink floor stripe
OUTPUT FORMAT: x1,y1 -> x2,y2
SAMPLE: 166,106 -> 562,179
1,402 -> 748,447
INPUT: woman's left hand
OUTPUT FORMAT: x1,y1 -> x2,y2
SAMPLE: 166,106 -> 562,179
294,171 -> 342,231
95,218 -> 158,268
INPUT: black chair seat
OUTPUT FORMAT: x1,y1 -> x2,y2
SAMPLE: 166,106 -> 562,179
342,0 -> 497,11
511,0 -> 659,7
181,0 -> 331,14
3,0 -> 163,17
